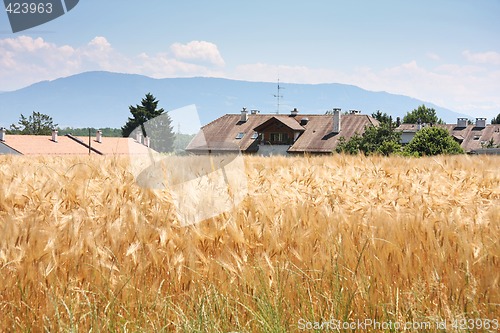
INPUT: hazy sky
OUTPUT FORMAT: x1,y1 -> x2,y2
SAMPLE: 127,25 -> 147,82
0,0 -> 499,118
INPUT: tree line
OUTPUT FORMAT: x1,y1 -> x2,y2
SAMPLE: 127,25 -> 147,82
336,105 -> 465,156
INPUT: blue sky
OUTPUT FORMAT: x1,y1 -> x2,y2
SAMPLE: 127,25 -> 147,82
0,0 -> 499,118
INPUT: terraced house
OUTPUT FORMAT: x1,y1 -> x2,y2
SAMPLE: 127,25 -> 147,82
396,117 -> 500,154
186,108 -> 380,155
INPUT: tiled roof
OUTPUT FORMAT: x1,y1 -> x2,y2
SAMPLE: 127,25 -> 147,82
288,114 -> 378,153
73,136 -> 151,155
396,124 -> 420,132
186,113 -> 379,153
0,141 -> 21,154
396,123 -> 500,152
0,134 -> 152,156
187,114 -> 273,152
449,124 -> 500,151
254,116 -> 306,132
0,135 -> 97,155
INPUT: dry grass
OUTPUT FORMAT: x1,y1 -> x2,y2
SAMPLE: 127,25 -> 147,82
0,154 -> 499,332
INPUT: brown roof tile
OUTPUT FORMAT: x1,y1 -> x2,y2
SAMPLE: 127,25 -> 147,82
396,123 -> 500,152
288,114 -> 378,153
254,116 -> 306,132
187,114 -> 273,152
187,113 -> 379,153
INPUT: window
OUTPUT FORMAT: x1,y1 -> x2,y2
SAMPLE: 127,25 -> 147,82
270,133 -> 289,142
270,133 -> 280,142
235,132 -> 244,139
251,132 -> 259,139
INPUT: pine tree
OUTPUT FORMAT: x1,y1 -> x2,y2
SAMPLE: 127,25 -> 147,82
10,111 -> 57,135
122,93 -> 163,137
121,93 -> 175,153
492,113 -> 500,124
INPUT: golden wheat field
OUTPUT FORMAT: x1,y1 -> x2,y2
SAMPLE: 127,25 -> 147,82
0,154 -> 499,332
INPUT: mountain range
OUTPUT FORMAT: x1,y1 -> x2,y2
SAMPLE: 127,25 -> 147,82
0,71 -> 471,134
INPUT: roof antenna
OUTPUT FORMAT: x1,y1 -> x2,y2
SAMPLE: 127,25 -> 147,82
273,77 -> 284,114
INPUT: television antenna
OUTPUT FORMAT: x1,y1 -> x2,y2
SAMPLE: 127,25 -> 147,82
273,78 -> 284,114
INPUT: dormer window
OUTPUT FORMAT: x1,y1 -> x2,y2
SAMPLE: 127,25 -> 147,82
270,133 -> 289,143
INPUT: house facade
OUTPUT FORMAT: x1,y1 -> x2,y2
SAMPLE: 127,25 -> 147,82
186,108 -> 379,155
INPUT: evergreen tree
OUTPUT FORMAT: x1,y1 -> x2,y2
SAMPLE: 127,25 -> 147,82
492,113 -> 500,124
10,111 -> 57,135
371,110 -> 394,127
121,93 -> 175,153
122,93 -> 164,137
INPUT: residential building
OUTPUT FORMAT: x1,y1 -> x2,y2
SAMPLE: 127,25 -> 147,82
186,108 -> 379,155
396,118 -> 500,153
0,128 -> 152,156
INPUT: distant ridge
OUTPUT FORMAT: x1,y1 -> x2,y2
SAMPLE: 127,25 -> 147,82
0,71 -> 471,133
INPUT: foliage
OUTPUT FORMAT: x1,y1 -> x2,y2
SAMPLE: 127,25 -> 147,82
57,127 -> 122,137
371,110 -> 394,127
336,124 -> 402,156
492,113 -> 500,124
173,133 -> 196,153
481,138 -> 498,149
404,126 -> 464,156
9,111 -> 57,135
360,124 -> 402,155
121,93 -> 175,153
377,140 -> 403,156
335,134 -> 363,155
403,104 -> 444,124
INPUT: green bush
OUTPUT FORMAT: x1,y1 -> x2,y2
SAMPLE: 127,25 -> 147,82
404,126 -> 464,156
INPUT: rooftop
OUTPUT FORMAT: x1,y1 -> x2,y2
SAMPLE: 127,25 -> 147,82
187,112 -> 379,153
0,132 -> 152,156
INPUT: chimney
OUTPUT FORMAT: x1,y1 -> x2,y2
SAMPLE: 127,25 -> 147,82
241,107 -> 248,122
475,118 -> 486,128
457,118 -> 468,128
51,129 -> 58,143
96,130 -> 102,143
0,127 -> 5,142
291,108 -> 299,116
333,108 -> 341,133
416,118 -> 422,131
396,117 -> 401,127
136,131 -> 143,144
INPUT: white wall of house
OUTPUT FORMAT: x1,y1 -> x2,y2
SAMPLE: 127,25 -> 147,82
257,144 -> 290,156
400,132 -> 416,144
